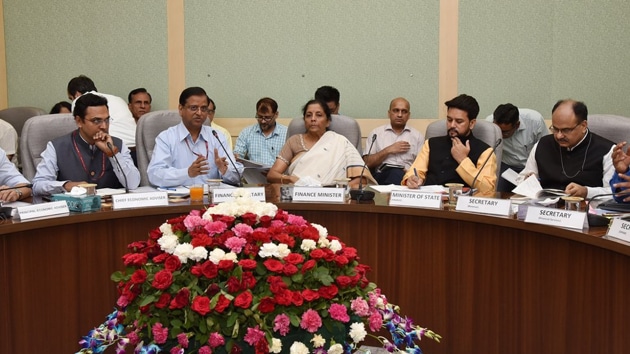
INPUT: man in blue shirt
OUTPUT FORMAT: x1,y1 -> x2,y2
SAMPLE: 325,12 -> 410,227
233,97 -> 287,166
147,87 -> 243,187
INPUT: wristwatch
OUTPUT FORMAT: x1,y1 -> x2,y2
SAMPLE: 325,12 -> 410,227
14,188 -> 22,199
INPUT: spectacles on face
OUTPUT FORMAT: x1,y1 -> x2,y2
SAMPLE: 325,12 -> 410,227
256,115 -> 274,121
549,123 -> 580,136
86,117 -> 112,125
185,105 -> 214,113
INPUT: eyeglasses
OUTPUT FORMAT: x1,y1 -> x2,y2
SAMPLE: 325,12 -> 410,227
256,115 -> 274,121
549,123 -> 580,135
86,117 -> 111,125
185,105 -> 214,113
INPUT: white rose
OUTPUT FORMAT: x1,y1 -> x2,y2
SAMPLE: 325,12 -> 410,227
157,235 -> 179,254
318,238 -> 330,248
223,251 -> 238,262
276,243 -> 290,259
349,322 -> 367,343
328,343 -> 344,354
269,338 -> 282,353
312,223 -> 328,238
159,222 -> 174,235
289,342 -> 309,354
258,242 -> 278,258
329,239 -> 342,253
174,243 -> 194,263
300,239 -> 316,252
189,246 -> 209,262
310,334 -> 325,348
208,248 -> 226,264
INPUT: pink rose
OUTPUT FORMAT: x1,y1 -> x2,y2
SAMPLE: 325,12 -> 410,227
273,314 -> 291,336
300,309 -> 322,333
329,303 -> 350,322
152,322 -> 169,344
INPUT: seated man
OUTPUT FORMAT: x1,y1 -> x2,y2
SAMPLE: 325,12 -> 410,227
32,94 -> 140,196
0,118 -> 18,163
233,97 -> 287,166
0,147 -> 32,202
486,104 -> 548,192
315,85 -> 362,153
518,99 -> 614,199
206,98 -> 233,148
364,97 -> 424,185
402,94 -> 497,197
127,88 -> 152,122
147,87 -> 243,187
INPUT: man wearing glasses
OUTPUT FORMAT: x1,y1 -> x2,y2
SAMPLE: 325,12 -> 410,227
233,97 -> 287,166
517,99 -> 615,199
32,94 -> 140,196
147,87 -> 243,187
487,104 -> 548,192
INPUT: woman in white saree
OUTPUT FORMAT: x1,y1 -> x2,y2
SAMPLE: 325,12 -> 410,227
267,100 -> 376,189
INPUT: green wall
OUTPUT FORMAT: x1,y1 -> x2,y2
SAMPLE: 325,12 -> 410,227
4,0 -> 630,120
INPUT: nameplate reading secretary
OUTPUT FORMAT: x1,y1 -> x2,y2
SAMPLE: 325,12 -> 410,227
212,187 -> 266,203
524,206 -> 586,230
606,218 -> 630,244
455,196 -> 512,217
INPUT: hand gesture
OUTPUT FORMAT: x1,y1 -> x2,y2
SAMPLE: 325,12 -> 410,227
214,148 -> 228,175
612,142 -> 630,174
451,137 -> 470,163
386,141 -> 411,155
565,182 -> 587,198
188,155 -> 209,177
93,131 -> 115,155
406,175 -> 424,189
612,173 -> 630,202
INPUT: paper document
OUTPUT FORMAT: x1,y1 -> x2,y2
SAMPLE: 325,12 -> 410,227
511,175 -> 567,199
501,168 -> 520,185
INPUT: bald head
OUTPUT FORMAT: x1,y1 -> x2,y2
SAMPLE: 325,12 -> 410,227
388,97 -> 411,131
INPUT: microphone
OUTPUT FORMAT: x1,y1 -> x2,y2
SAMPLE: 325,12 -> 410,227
586,193 -> 620,227
107,142 -> 129,193
0,184 -> 32,219
349,134 -> 377,202
467,138 -> 502,196
212,130 -> 243,187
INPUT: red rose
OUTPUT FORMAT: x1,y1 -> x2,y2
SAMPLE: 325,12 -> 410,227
164,255 -> 182,272
122,253 -> 148,266
149,228 -> 162,240
238,259 -> 257,270
309,249 -> 326,260
130,269 -> 147,284
151,270 -> 173,290
155,293 -> 171,309
152,253 -> 169,263
333,255 -> 349,266
190,232 -> 212,248
254,337 -> 269,354
227,277 -> 242,293
291,291 -> 304,306
214,294 -> 231,313
258,297 -> 276,313
274,289 -> 292,306
302,289 -> 320,302
252,230 -> 271,243
267,276 -> 287,293
241,212 -> 258,225
191,295 -> 211,315
285,253 -> 304,265
233,291 -> 253,309
301,260 -> 316,273
283,264 -> 298,276
335,275 -> 353,288
318,285 -> 338,299
263,259 -> 284,273
341,247 -> 358,260
323,249 -> 335,262
200,261 -> 219,279
242,272 -> 257,289
274,233 -> 295,248
259,215 -> 272,227
169,288 -> 190,309
218,260 -> 235,272
301,226 -> 320,241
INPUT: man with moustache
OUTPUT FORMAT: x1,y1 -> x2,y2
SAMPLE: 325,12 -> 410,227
402,94 -> 497,197
363,97 -> 424,185
518,99 -> 614,199
128,87 -> 152,122
32,93 -> 140,196
233,97 -> 287,166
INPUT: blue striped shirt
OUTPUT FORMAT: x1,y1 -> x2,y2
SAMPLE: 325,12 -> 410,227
233,123 -> 287,166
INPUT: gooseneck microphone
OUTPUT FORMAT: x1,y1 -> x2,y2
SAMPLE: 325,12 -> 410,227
212,130 -> 243,187
586,193 -> 618,227
468,138 -> 502,196
107,142 -> 129,193
350,134 -> 377,202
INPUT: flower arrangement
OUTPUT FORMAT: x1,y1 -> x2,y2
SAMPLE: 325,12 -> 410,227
77,190 -> 440,354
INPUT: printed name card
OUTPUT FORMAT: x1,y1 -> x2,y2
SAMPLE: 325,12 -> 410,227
212,187 -> 266,203
455,196 -> 512,216
606,218 -> 630,243
524,206 -> 586,230
291,187 -> 345,203
113,192 -> 169,210
16,201 -> 69,220
389,190 -> 442,209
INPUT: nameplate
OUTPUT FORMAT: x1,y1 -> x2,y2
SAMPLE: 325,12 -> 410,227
17,201 -> 69,220
212,187 -> 266,203
606,218 -> 630,243
291,187 -> 344,203
455,196 -> 511,216
524,206 -> 586,230
389,190 -> 442,209
112,192 -> 169,210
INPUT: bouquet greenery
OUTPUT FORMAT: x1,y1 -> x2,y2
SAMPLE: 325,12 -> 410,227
78,190 -> 440,353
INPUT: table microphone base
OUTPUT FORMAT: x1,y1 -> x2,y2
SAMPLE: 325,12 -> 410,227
349,189 -> 375,201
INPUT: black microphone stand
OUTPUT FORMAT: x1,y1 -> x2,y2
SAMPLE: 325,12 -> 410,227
466,138 -> 502,196
350,134 -> 377,202
107,142 -> 129,193
212,130 -> 243,187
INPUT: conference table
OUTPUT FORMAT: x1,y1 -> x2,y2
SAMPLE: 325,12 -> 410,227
1,186 -> 629,354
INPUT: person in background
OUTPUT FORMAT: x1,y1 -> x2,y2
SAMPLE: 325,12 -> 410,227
518,99 -> 614,199
206,98 -> 233,148
402,94 -> 497,197
147,87 -> 243,187
267,99 -> 375,188
233,97 -> 287,166
487,103 -> 548,192
67,75 -> 137,151
127,88 -> 152,122
610,142 -> 630,202
32,93 -> 140,196
363,97 -> 424,185
0,118 -> 18,163
314,85 -> 362,153
50,101 -> 72,114
0,147 -> 31,202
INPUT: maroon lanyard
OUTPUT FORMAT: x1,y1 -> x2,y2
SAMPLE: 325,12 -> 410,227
72,130 -> 106,180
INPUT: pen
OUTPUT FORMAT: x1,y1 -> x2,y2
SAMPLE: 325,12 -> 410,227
414,168 -> 418,177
